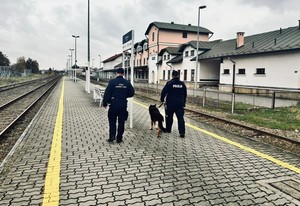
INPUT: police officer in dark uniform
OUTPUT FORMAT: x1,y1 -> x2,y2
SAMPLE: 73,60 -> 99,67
102,68 -> 135,143
160,70 -> 187,138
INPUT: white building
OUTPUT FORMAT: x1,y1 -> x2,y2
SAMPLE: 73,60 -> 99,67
194,24 -> 300,91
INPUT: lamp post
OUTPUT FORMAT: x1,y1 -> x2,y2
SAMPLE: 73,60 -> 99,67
72,35 -> 80,82
86,0 -> 91,93
69,49 -> 74,79
98,54 -> 101,68
194,5 -> 206,96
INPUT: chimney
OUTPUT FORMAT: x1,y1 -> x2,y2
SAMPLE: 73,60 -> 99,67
298,20 -> 300,29
236,32 -> 245,48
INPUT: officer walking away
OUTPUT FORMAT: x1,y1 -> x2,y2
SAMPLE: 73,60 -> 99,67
102,68 -> 135,143
160,70 -> 187,138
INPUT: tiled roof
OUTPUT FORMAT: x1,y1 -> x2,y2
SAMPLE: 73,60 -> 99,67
167,54 -> 183,64
103,51 -> 131,63
196,25 -> 300,60
158,47 -> 181,56
178,40 -> 220,52
102,53 -> 123,63
145,21 -> 213,35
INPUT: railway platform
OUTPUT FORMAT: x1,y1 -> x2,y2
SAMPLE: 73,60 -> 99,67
0,77 -> 299,206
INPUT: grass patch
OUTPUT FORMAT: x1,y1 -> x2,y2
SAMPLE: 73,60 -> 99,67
231,106 -> 300,130
0,74 -> 44,86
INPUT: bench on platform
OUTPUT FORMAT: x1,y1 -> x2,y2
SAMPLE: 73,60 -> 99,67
93,87 -> 105,107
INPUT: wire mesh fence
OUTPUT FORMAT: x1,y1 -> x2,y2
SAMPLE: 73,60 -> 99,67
133,82 -> 300,114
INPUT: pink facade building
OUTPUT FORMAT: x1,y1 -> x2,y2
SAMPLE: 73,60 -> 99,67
144,21 -> 213,84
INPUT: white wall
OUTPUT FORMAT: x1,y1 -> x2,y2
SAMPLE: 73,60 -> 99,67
220,52 -> 300,89
103,56 -> 123,71
200,60 -> 220,80
181,45 -> 197,82
148,53 -> 158,84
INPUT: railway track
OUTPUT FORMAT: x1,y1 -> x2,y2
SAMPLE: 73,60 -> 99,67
0,76 -> 61,137
135,92 -> 300,154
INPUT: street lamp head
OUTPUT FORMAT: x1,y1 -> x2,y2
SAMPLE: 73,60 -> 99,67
199,5 -> 206,9
72,35 -> 80,38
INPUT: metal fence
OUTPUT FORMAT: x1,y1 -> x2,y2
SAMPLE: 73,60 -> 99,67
133,82 -> 300,113
91,77 -> 300,114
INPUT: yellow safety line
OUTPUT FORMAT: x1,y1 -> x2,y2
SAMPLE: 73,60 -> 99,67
133,100 -> 300,174
42,79 -> 64,206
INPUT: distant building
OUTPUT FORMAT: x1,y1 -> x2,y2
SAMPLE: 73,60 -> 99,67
193,22 -> 300,91
144,21 -> 213,84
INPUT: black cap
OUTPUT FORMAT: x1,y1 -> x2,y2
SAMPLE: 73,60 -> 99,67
116,67 -> 124,74
172,70 -> 179,77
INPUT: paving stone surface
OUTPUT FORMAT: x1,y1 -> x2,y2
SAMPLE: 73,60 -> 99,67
0,77 -> 299,206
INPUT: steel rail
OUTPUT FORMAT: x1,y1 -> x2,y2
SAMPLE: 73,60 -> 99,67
0,77 -> 60,138
184,108 -> 300,145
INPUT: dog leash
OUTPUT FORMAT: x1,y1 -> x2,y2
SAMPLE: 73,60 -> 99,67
157,101 -> 164,108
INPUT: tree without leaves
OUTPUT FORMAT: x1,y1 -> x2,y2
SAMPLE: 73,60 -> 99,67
15,56 -> 26,73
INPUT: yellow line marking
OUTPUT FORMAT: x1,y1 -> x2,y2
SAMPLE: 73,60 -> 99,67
42,78 -> 64,205
133,100 -> 300,174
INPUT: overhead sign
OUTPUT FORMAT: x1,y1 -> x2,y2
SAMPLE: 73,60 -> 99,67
122,30 -> 133,51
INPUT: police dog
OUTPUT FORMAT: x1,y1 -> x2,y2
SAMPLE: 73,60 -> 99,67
149,104 -> 167,137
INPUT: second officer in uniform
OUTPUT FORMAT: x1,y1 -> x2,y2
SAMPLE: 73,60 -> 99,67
102,68 -> 135,143
160,70 -> 187,137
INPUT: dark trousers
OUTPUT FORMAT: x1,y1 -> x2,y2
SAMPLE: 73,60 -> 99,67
165,105 -> 185,135
108,105 -> 127,142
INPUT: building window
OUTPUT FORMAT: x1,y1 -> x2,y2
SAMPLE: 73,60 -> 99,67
238,68 -> 245,74
191,50 -> 195,56
183,31 -> 187,38
163,70 -> 165,80
152,32 -> 155,41
143,58 -> 146,65
143,43 -> 148,50
191,69 -> 195,81
167,54 -> 170,59
256,68 -> 265,74
185,51 -> 189,57
223,69 -> 230,74
184,69 -> 187,81
152,56 -> 155,60
167,70 -> 171,80
163,55 -> 166,60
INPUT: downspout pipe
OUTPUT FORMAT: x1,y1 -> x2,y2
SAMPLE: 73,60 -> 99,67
228,57 -> 236,93
144,34 -> 149,81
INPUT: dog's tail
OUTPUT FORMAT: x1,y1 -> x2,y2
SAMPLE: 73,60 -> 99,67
158,120 -> 167,133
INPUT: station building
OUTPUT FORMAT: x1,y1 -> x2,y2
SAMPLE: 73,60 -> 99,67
98,20 -> 300,92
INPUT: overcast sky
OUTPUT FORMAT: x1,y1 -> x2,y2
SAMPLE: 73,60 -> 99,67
1,0 -> 299,70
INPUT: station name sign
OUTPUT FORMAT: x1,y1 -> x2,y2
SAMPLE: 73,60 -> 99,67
122,30 -> 134,51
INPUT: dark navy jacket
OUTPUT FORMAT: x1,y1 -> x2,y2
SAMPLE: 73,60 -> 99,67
160,77 -> 187,108
103,76 -> 135,107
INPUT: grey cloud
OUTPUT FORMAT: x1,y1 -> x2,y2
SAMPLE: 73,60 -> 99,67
238,0 -> 299,11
